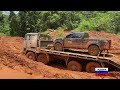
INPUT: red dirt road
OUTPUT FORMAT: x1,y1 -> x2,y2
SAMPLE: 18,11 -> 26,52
0,64 -> 35,79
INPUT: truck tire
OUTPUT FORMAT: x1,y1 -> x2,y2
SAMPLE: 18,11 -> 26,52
67,61 -> 82,71
54,43 -> 63,51
88,45 -> 100,56
37,54 -> 49,64
26,52 -> 36,61
85,62 -> 101,73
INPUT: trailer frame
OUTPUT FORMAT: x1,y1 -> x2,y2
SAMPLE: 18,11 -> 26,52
23,47 -> 120,72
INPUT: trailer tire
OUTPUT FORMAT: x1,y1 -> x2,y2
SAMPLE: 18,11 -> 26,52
88,45 -> 100,56
26,52 -> 36,61
67,61 -> 82,71
86,62 -> 101,73
37,54 -> 49,64
54,43 -> 63,51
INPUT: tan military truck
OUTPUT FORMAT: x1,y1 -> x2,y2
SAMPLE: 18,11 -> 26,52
54,32 -> 111,56
23,33 -> 54,58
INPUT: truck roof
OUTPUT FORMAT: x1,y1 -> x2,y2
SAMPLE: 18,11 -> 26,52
71,32 -> 86,34
26,33 -> 38,35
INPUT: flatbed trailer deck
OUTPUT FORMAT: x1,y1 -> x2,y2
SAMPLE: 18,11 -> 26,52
24,47 -> 120,73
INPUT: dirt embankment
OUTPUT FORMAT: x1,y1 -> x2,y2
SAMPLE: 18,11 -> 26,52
0,31 -> 120,79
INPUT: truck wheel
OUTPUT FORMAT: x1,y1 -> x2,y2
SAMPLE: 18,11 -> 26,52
26,52 -> 36,61
88,45 -> 100,56
86,62 -> 101,73
67,61 -> 82,71
37,54 -> 49,64
54,43 -> 63,51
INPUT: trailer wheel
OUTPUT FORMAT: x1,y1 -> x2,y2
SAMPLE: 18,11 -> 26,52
67,61 -> 82,71
54,43 -> 63,51
26,52 -> 36,61
86,62 -> 101,73
37,54 -> 49,64
88,45 -> 100,56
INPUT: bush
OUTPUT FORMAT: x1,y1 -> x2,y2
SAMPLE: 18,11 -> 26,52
56,32 -> 64,38
76,12 -> 112,32
0,33 -> 7,36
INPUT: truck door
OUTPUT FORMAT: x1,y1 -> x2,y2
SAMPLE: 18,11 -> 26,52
29,34 -> 38,48
64,34 -> 77,48
25,35 -> 31,49
80,33 -> 89,49
72,33 -> 84,49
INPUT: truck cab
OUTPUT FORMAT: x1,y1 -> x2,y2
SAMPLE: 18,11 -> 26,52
23,33 -> 53,53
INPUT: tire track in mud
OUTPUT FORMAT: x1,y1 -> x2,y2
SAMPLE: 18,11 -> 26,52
0,46 -> 75,79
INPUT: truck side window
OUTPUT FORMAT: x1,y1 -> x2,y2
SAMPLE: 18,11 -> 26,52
66,34 -> 79,38
26,35 -> 30,40
30,35 -> 37,40
66,34 -> 73,38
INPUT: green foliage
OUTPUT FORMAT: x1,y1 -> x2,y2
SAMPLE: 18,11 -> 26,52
41,30 -> 50,36
75,11 -> 120,34
0,11 -> 10,36
16,11 -> 82,36
56,32 -> 64,38
9,11 -> 20,36
0,33 -> 7,36
18,11 -> 39,37
76,12 -> 110,31
0,11 -> 120,37
108,11 -> 120,34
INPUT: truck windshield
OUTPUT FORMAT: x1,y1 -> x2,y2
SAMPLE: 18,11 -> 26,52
39,34 -> 52,40
30,35 -> 38,40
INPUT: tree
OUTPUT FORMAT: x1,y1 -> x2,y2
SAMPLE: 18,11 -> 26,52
108,11 -> 120,34
16,11 -> 120,37
9,11 -> 19,36
19,11 -> 40,37
0,11 -> 5,33
0,11 -> 10,36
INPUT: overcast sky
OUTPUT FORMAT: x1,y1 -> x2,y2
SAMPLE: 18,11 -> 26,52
2,11 -> 19,15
